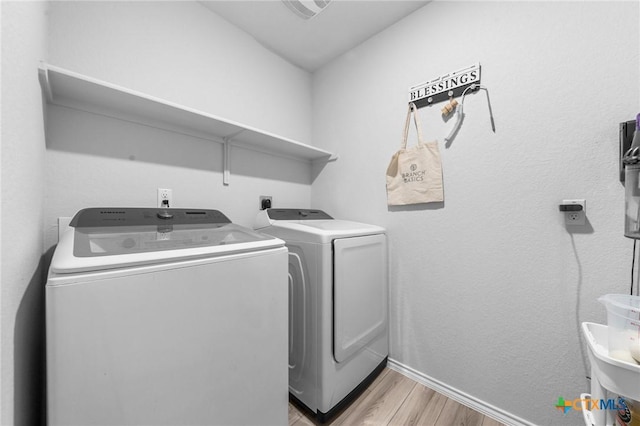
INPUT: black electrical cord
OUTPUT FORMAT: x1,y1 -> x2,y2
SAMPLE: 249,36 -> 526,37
637,240 -> 640,296
632,240 -> 637,296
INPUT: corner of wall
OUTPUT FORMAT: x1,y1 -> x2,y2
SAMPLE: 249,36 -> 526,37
1,1 -> 49,424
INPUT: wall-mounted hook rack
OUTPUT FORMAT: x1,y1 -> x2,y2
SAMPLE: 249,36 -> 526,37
409,63 -> 481,109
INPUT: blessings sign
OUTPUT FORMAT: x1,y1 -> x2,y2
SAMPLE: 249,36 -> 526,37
409,63 -> 481,108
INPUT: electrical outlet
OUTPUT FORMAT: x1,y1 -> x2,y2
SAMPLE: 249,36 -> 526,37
568,213 -> 580,222
157,188 -> 172,208
259,195 -> 272,210
562,199 -> 586,225
156,231 -> 171,241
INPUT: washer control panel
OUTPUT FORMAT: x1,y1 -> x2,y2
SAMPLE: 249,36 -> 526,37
70,208 -> 231,228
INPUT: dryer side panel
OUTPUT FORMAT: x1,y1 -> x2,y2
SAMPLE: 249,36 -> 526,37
286,242 -> 319,413
333,234 -> 388,363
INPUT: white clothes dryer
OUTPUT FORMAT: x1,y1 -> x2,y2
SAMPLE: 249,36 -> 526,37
255,208 -> 388,422
46,208 -> 288,426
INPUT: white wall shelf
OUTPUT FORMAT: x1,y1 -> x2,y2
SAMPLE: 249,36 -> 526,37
38,63 -> 336,185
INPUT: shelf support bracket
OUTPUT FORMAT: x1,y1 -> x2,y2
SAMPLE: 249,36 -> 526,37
223,137 -> 231,186
38,64 -> 53,103
222,130 -> 245,186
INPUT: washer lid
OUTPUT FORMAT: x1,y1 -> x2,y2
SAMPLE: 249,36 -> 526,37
50,208 -> 284,274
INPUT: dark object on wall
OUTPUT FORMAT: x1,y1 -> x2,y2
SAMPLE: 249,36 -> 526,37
620,119 -> 636,182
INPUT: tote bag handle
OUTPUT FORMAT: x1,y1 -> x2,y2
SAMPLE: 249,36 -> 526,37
401,103 -> 425,149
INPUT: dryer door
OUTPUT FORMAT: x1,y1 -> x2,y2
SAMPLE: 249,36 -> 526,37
333,233 -> 387,363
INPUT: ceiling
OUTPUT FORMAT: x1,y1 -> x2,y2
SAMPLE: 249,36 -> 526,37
200,1 -> 431,72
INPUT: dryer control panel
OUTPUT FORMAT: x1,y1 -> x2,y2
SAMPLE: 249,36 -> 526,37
266,209 -> 333,220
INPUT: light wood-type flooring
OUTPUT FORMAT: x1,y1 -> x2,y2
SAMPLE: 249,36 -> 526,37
288,368 -> 505,426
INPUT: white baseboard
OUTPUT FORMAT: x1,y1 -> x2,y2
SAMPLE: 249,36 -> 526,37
387,358 -> 536,426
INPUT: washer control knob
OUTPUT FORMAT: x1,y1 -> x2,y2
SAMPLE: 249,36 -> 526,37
122,238 -> 136,249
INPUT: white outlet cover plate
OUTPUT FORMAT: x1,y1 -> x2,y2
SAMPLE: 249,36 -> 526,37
562,199 -> 586,225
157,188 -> 173,208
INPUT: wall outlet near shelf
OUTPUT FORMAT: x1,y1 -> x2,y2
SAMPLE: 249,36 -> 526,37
259,196 -> 272,210
158,188 -> 172,208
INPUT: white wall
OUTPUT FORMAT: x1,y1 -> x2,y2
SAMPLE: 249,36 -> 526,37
0,1 -> 314,423
44,1 -> 314,250
1,1 -> 49,424
5,1 -> 638,424
311,2 -> 639,425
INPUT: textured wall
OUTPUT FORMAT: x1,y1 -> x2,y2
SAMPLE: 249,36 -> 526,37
311,2 -> 640,425
1,1 -> 49,424
7,1 -> 639,424
47,1 -> 312,144
44,1 -> 315,250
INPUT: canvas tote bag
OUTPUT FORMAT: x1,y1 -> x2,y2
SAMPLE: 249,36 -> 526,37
386,103 -> 444,206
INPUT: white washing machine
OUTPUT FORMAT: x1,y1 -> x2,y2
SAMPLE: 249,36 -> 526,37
255,208 -> 388,422
46,207 -> 288,426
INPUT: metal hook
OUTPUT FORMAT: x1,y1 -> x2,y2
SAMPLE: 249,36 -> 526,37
480,87 -> 496,132
461,84 -> 495,133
